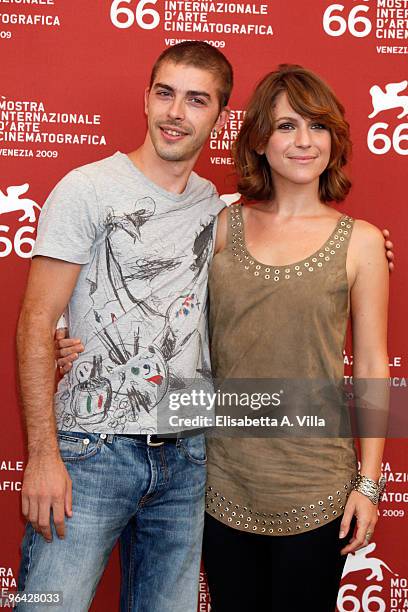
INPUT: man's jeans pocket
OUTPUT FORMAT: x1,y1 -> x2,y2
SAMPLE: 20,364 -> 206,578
57,431 -> 104,462
177,433 -> 207,465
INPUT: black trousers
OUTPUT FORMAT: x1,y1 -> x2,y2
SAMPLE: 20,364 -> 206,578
203,513 -> 355,612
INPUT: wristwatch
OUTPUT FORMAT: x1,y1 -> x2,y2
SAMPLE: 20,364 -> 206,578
352,473 -> 386,505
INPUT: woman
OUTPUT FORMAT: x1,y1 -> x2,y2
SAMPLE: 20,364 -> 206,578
202,64 -> 389,612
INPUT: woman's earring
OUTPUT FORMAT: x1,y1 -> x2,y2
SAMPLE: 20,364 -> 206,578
211,128 -> 218,138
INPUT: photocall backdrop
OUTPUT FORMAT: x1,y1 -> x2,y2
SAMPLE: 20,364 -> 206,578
1,1 -> 407,610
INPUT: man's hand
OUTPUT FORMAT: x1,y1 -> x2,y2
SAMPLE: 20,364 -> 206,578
21,452 -> 73,542
55,327 -> 84,375
17,257 -> 81,540
382,229 -> 394,272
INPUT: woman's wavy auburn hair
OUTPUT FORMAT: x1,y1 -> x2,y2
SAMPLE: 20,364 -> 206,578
233,64 -> 352,203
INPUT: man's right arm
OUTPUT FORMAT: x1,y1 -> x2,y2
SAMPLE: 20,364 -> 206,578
17,255 -> 82,542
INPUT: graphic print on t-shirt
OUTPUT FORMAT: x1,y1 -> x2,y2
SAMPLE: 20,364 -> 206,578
32,154 -> 222,434
63,213 -> 215,432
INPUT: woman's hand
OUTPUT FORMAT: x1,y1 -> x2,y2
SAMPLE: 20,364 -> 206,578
339,490 -> 379,555
54,327 -> 84,375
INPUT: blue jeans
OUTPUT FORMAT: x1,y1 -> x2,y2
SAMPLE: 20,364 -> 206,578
17,431 -> 207,612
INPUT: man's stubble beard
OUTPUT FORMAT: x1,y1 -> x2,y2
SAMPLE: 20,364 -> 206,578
155,145 -> 194,162
149,124 -> 208,163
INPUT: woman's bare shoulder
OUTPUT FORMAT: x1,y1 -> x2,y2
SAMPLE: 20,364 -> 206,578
349,219 -> 387,276
351,218 -> 385,248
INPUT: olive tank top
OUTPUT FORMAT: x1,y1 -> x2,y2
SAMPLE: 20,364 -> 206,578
205,203 -> 358,536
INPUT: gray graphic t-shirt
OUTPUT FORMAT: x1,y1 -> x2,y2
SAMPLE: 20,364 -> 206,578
33,152 -> 224,434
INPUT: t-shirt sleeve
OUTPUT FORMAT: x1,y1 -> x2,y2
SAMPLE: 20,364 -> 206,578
208,182 -> 226,217
210,212 -> 220,258
32,169 -> 100,265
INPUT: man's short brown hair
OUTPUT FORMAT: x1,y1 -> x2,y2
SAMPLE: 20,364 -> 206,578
150,41 -> 233,109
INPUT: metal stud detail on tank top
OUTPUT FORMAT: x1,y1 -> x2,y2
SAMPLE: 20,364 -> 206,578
205,481 -> 354,534
230,204 -> 353,280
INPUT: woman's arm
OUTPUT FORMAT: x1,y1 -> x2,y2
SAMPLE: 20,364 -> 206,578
341,220 -> 389,554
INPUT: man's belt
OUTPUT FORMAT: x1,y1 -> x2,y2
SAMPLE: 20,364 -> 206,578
117,433 -> 178,447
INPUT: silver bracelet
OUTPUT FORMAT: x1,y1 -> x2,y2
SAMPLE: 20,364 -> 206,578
352,473 -> 386,505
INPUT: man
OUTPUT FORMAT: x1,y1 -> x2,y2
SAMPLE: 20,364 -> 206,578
16,41 -> 232,612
